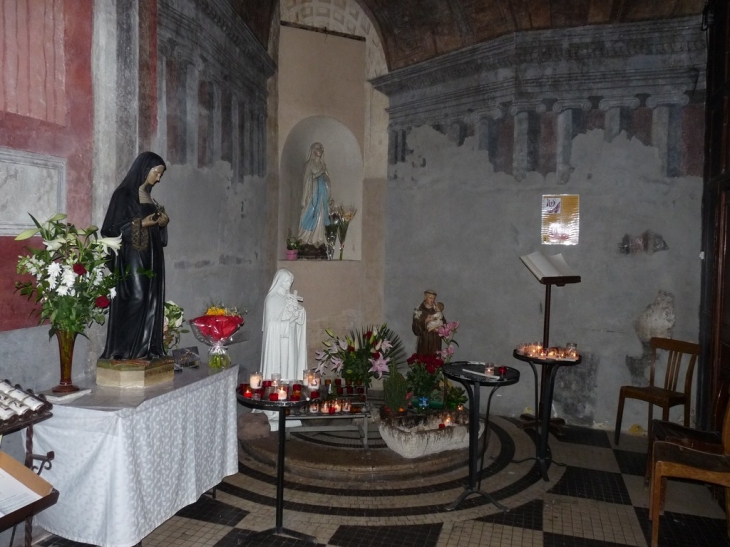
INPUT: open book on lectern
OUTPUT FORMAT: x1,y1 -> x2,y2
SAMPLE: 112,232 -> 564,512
520,251 -> 581,286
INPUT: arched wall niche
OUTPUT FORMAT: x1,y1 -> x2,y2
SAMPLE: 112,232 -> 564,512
279,115 -> 363,261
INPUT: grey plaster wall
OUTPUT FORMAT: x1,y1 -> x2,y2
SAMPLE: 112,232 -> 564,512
384,123 -> 701,430
377,16 -> 705,431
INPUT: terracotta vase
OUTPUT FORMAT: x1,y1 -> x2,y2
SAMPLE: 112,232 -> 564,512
53,329 -> 80,393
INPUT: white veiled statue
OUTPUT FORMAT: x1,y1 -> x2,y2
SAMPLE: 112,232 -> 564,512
261,268 -> 307,382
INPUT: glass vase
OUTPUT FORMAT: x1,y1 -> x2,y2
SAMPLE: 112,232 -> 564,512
53,329 -> 80,393
337,221 -> 350,260
325,225 -> 338,260
208,343 -> 231,369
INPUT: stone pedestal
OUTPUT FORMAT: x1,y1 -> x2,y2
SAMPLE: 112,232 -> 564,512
378,412 -> 482,459
96,357 -> 175,388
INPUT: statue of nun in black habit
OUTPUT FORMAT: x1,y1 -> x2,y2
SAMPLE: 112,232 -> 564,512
100,152 -> 170,360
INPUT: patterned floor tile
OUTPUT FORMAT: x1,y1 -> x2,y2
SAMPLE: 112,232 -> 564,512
328,523 -> 442,547
34,421 -> 726,547
633,507 -> 730,547
478,498 -> 544,531
613,449 -> 648,477
548,467 -> 632,505
175,494 -> 249,525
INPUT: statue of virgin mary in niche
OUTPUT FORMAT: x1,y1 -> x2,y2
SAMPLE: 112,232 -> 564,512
298,142 -> 331,249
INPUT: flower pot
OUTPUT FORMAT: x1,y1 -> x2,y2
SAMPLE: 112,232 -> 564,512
414,396 -> 430,409
53,330 -> 80,393
379,412 -> 480,459
285,249 -> 298,261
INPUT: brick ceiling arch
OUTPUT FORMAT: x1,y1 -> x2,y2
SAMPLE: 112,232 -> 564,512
233,0 -> 705,71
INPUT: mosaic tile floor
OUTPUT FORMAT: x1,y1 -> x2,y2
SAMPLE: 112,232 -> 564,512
36,417 -> 730,547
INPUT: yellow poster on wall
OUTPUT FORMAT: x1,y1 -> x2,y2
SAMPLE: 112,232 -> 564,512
541,194 -> 579,245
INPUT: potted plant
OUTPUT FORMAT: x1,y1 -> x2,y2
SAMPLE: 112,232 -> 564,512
286,230 -> 300,260
382,369 -> 409,418
314,324 -> 406,388
405,353 -> 444,410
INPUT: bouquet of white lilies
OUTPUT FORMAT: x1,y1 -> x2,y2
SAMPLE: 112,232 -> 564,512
15,213 -> 122,336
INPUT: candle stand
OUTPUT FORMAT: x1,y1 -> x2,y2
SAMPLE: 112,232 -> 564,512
236,392 -> 316,542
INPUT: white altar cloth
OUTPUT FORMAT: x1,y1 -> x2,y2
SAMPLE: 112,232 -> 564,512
32,365 -> 239,547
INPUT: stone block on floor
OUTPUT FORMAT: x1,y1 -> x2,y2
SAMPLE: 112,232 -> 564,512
238,412 -> 270,440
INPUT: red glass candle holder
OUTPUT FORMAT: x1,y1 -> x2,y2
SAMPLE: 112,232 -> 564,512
335,379 -> 342,386
346,386 -> 354,394
336,387 -> 343,395
498,366 -> 508,377
263,380 -> 272,388
268,393 -> 279,401
310,390 -> 320,399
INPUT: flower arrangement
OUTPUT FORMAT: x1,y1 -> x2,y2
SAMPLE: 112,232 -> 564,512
324,205 -> 340,260
14,213 -> 121,336
406,353 -> 444,399
162,301 -> 188,354
189,303 -> 246,368
437,321 -> 460,363
314,324 -> 405,387
286,229 -> 301,251
336,204 -> 357,260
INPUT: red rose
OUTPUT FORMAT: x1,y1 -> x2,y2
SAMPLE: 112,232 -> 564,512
95,295 -> 110,308
73,263 -> 87,275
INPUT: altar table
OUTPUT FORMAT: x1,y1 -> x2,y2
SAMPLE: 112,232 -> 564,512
32,365 -> 239,547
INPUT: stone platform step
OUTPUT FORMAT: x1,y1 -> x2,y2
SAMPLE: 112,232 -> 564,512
239,423 -> 470,482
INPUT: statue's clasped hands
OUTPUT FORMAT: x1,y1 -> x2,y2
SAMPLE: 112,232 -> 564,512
142,211 -> 170,228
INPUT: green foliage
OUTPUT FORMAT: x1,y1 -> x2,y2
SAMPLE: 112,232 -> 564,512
15,213 -> 121,336
383,369 -> 408,412
286,229 -> 301,250
315,324 -> 406,388
163,301 -> 189,354
405,353 -> 444,398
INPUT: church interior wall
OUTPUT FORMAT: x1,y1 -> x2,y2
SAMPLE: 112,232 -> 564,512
376,16 -> 706,430
0,8 -> 711,524
0,0 -> 275,514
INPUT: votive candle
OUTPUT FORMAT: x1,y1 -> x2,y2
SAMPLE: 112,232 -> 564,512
250,372 -> 262,389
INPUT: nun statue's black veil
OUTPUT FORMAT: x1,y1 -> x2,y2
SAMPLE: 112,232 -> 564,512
100,152 -> 167,360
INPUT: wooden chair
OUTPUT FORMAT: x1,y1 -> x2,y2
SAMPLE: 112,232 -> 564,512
614,337 -> 700,445
644,378 -> 730,485
649,397 -> 730,546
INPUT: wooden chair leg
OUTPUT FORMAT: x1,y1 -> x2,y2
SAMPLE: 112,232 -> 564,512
644,439 -> 654,486
651,466 -> 663,547
725,487 -> 730,538
615,394 -> 626,445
